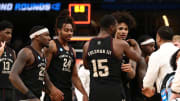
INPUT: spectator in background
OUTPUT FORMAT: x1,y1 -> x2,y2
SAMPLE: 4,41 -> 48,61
173,35 -> 180,48
142,26 -> 178,101
169,46 -> 180,101
0,20 -> 16,101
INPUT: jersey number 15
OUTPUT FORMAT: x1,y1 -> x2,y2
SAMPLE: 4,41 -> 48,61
91,59 -> 109,77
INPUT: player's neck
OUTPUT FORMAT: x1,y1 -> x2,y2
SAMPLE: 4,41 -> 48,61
142,52 -> 148,58
31,42 -> 43,56
58,38 -> 70,51
58,38 -> 68,46
97,29 -> 111,38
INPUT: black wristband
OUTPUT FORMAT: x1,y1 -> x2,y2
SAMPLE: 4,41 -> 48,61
25,90 -> 37,99
171,89 -> 180,94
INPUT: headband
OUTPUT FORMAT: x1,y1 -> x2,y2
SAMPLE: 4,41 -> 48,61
140,38 -> 155,45
29,28 -> 49,39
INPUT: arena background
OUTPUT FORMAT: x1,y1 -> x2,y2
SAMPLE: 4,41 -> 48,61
1,0 -> 180,53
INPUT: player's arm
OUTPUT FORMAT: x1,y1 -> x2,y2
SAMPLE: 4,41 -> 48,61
123,39 -> 142,79
127,39 -> 142,55
44,40 -> 55,69
0,41 -> 5,57
72,48 -> 88,101
123,41 -> 147,87
12,49 -> 16,60
44,40 -> 65,101
44,71 -> 64,101
82,41 -> 90,69
122,60 -> 136,79
9,48 -> 39,99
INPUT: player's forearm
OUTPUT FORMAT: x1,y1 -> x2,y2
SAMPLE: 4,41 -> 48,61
137,57 -> 147,87
132,45 -> 142,55
127,61 -> 136,79
72,76 -> 88,96
44,72 -> 55,93
9,73 -> 29,94
127,69 -> 135,79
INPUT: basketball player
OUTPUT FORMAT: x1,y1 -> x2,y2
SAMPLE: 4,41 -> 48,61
83,15 -> 146,101
9,26 -> 63,101
112,11 -> 137,79
44,10 -> 88,101
0,20 -> 16,101
138,35 -> 155,64
112,11 -> 143,101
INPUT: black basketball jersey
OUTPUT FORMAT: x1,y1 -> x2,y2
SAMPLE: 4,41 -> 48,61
17,46 -> 46,99
0,46 -> 15,88
86,36 -> 124,101
47,39 -> 75,91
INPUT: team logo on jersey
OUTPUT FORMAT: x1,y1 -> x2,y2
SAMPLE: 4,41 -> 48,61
59,48 -> 63,52
97,41 -> 101,45
38,56 -> 41,60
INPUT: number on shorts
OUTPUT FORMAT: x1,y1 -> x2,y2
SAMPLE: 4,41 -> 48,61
91,59 -> 109,77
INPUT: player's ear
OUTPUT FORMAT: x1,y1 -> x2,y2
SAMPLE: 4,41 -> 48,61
56,29 -> 61,35
109,25 -> 114,31
110,24 -> 116,33
34,35 -> 39,39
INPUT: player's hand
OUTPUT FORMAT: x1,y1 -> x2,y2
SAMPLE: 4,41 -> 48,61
0,41 -> 5,56
169,93 -> 180,101
142,87 -> 155,97
83,94 -> 88,101
49,86 -> 64,101
121,63 -> 133,73
27,98 -> 40,101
